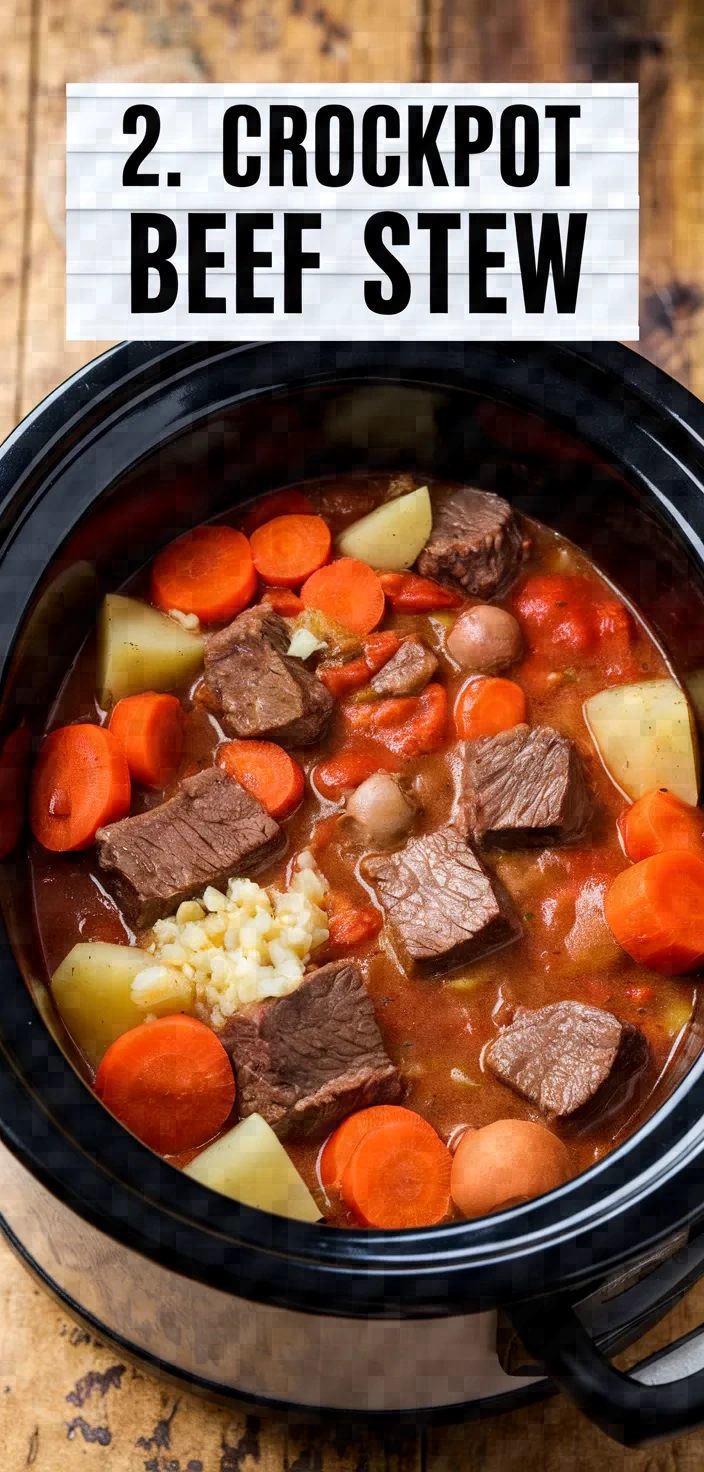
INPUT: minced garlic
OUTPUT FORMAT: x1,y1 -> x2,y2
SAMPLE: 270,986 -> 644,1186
137,852 -> 329,1029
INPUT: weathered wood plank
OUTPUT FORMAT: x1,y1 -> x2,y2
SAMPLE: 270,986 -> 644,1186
0,0 -> 34,440
18,0 -> 422,420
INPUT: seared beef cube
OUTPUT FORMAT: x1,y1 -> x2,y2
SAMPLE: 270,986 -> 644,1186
218,960 -> 402,1139
202,606 -> 333,747
485,1001 -> 648,1118
96,766 -> 284,928
461,724 -> 591,846
371,637 -> 438,697
364,827 -> 521,979
417,486 -> 527,599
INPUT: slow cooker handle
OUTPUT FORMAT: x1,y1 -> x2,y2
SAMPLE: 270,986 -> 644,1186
511,1297 -> 704,1446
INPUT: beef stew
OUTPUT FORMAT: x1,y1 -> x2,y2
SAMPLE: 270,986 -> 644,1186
25,472 -> 704,1230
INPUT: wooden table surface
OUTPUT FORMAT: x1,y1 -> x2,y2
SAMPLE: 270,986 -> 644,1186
2,0 -> 704,1465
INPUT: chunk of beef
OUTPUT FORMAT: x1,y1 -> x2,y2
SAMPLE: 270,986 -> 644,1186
461,724 -> 591,846
364,827 -> 521,979
96,766 -> 284,929
202,605 -> 333,746
218,960 -> 402,1139
485,1001 -> 648,1119
371,637 -> 438,697
417,486 -> 526,598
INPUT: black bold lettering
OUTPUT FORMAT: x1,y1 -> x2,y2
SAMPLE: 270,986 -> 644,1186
500,105 -> 539,187
408,105 -> 448,186
362,106 -> 400,187
235,213 -> 274,314
515,213 -> 587,313
188,213 -> 226,313
468,214 -> 506,313
454,106 -> 493,186
315,105 -> 354,187
545,105 -> 581,186
418,212 -> 461,313
269,105 -> 307,186
130,213 -> 178,313
222,105 -> 261,187
283,213 -> 321,312
364,212 -> 411,315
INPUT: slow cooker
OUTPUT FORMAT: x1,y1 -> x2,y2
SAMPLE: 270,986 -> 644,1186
2,340 -> 704,1447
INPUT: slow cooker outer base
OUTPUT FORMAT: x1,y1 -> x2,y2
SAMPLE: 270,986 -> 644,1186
0,1140 -> 547,1416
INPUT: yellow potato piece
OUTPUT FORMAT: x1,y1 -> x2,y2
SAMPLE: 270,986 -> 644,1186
337,486 -> 432,571
184,1113 -> 320,1223
97,593 -> 203,707
52,942 -> 155,1070
583,677 -> 700,806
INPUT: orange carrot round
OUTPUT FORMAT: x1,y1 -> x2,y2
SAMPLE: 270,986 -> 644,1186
109,692 -> 184,789
151,525 -> 257,624
30,724 -> 131,852
341,1116 -> 452,1229
455,676 -> 527,741
95,1014 -> 235,1154
218,739 -> 304,820
604,850 -> 704,974
328,906 -> 382,953
313,750 -> 399,799
320,1105 -> 436,1193
618,789 -> 704,863
250,514 -> 332,588
301,559 -> 385,637
259,588 -> 304,618
241,489 -> 315,538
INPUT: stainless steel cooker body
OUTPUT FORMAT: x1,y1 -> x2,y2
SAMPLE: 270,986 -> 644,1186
1,341 -> 704,1442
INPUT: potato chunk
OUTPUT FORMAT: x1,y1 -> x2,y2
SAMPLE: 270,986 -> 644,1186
97,593 -> 203,707
184,1112 -> 320,1222
583,678 -> 699,806
337,486 -> 432,571
52,942 -> 195,1069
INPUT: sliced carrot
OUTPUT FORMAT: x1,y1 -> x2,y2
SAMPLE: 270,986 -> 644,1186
0,725 -> 32,858
320,1104 -> 436,1193
95,1014 -> 235,1154
241,489 -> 315,539
260,588 -> 304,618
604,850 -> 704,974
341,1117 -> 453,1229
344,683 -> 447,758
109,692 -> 184,789
379,571 -> 463,612
618,789 -> 704,863
217,739 -> 304,820
301,559 -> 385,637
455,676 -> 527,741
30,724 -> 131,852
313,749 -> 399,799
151,525 -> 257,624
250,514 -> 331,588
328,906 -> 383,953
318,632 -> 402,699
